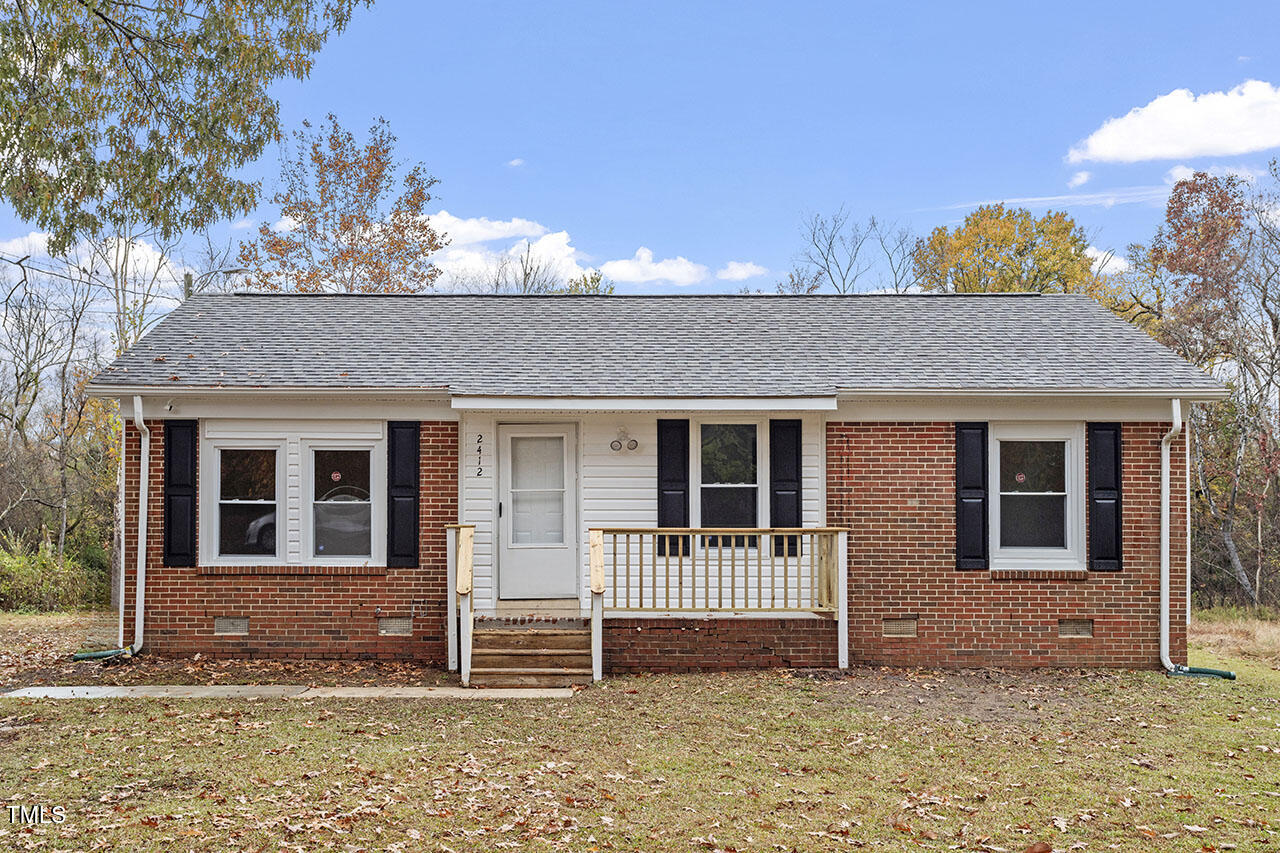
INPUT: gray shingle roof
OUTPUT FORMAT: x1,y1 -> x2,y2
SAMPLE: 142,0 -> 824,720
88,293 -> 1225,397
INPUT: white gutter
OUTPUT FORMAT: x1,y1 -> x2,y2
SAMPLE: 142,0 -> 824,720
1159,398 -> 1182,673
131,396 -> 150,655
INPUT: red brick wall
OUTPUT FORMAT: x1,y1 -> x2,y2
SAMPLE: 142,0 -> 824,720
604,618 -> 837,673
826,422 -> 1188,669
121,420 -> 458,660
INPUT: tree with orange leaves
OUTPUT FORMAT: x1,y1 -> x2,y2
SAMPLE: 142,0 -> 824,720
238,114 -> 448,293
1128,168 -> 1280,607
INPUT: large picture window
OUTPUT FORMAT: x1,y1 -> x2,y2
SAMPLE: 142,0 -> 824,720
989,423 -> 1085,570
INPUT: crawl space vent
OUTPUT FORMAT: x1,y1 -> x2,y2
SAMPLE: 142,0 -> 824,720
1058,618 -> 1094,638
213,617 -> 249,636
378,617 -> 413,637
882,617 -> 918,638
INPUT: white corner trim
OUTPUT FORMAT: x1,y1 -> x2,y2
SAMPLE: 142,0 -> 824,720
450,396 -> 839,412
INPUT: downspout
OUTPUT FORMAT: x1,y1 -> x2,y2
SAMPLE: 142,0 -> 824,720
130,396 -> 149,655
1162,398 -> 1235,679
73,397 -> 148,662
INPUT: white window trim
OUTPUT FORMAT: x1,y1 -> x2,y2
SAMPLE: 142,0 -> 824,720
199,420 -> 387,567
691,417 -> 768,533
988,421 -> 1086,571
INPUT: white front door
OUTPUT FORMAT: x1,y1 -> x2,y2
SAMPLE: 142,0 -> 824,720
497,424 -> 578,599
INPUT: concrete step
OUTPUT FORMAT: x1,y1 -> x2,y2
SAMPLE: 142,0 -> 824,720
470,667 -> 593,688
472,628 -> 591,651
472,648 -> 592,669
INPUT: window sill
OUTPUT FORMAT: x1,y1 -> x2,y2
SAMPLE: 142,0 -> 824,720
198,564 -> 388,577
989,568 -> 1089,581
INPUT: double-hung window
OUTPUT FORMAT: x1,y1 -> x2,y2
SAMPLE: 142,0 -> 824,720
311,449 -> 373,557
217,448 -> 280,556
698,422 -> 761,546
989,423 -> 1085,570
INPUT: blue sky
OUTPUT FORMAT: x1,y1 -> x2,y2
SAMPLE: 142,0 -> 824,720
5,1 -> 1280,292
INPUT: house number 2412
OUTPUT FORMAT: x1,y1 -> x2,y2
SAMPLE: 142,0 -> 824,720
474,433 -> 484,477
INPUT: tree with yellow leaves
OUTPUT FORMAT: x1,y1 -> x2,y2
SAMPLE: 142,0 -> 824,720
912,204 -> 1125,308
238,114 -> 448,293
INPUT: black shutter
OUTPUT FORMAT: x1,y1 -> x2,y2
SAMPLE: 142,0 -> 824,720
769,419 -> 801,556
1088,422 -> 1123,571
955,422 -> 989,570
656,419 -> 690,556
163,420 -> 198,567
386,421 -> 420,568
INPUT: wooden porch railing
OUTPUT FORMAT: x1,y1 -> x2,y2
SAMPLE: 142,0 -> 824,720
588,528 -> 847,614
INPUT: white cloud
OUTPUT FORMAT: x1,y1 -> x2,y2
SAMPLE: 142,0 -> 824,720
230,218 -> 255,231
506,158 -> 525,168
1068,80 -> 1280,163
1067,171 -> 1091,189
1086,246 -> 1129,276
1164,162 -> 1268,185
600,247 -> 708,286
715,260 -> 767,281
0,230 -> 50,258
427,211 -> 587,289
428,209 -> 547,247
270,216 -> 299,233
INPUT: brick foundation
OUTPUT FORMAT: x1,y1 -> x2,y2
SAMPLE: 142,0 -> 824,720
121,420 -> 457,661
827,421 -> 1188,669
604,618 -> 838,673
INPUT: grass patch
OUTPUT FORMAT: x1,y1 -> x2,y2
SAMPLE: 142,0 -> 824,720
0,613 -> 1277,850
1191,607 -> 1280,665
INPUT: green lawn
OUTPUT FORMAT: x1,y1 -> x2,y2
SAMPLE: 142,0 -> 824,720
1,616 -> 1278,851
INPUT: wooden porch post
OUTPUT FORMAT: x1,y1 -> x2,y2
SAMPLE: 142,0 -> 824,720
589,529 -> 605,682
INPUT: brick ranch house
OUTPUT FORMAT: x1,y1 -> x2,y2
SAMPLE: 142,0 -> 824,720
87,293 -> 1225,686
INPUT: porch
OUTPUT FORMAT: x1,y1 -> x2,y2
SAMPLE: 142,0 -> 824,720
447,525 -> 849,686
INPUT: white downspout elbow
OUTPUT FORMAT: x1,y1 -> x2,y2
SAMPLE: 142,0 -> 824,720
1159,398 -> 1182,673
131,396 -> 150,655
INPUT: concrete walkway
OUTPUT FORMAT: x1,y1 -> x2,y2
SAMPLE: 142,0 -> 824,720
0,684 -> 575,700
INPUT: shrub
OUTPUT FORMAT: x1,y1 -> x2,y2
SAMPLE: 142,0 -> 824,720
0,540 -> 106,612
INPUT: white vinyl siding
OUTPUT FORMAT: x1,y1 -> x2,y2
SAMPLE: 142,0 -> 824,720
458,411 -> 823,615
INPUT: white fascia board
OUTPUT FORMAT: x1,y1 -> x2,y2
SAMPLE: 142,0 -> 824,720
450,396 -> 839,412
838,387 -> 1228,402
